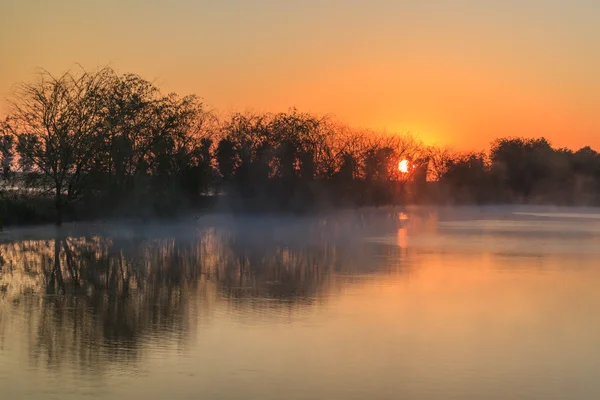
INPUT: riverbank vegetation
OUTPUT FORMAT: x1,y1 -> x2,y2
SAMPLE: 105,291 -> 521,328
2,67 -> 600,226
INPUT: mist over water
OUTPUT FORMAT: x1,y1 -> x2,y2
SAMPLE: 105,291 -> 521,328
1,206 -> 600,400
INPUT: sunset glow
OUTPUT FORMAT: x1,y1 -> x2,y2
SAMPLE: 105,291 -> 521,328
1,1 -> 600,150
399,160 -> 409,174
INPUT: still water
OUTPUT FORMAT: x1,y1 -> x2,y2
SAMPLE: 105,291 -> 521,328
1,207 -> 600,399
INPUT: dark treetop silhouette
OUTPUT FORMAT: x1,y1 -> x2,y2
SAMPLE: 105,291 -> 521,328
1,67 -> 599,226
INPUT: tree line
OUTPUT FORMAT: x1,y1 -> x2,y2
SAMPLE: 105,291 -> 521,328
1,67 -> 600,226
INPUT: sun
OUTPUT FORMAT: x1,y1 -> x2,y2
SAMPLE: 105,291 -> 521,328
398,159 -> 409,173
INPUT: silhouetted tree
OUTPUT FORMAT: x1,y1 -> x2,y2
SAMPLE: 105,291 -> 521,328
426,146 -> 453,181
216,138 -> 236,183
6,68 -> 114,225
490,137 -> 556,200
91,73 -> 209,215
0,127 -> 13,181
439,152 -> 493,203
8,66 -> 600,222
572,146 -> 600,177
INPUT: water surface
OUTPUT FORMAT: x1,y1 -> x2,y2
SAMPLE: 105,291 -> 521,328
1,207 -> 600,399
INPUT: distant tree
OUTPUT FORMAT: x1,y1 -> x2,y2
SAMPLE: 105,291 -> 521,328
277,138 -> 298,181
491,137 -> 558,199
0,122 -> 12,230
195,137 -> 215,195
6,68 -> 114,225
216,138 -> 236,182
335,152 -> 355,180
439,152 -> 493,203
92,73 -> 208,209
443,153 -> 489,186
426,146 -> 453,181
363,146 -> 394,182
219,113 -> 271,200
572,146 -> 600,177
0,121 -> 14,181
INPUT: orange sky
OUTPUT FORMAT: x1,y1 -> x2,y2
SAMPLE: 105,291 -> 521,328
1,0 -> 599,150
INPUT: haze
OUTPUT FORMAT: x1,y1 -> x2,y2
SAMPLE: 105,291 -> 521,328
1,0 -> 600,149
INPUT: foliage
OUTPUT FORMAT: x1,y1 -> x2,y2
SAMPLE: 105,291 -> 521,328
3,67 -> 600,226
3,68 -> 213,224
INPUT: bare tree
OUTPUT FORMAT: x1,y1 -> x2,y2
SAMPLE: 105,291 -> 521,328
0,120 -> 14,181
6,67 -> 114,225
426,145 -> 454,181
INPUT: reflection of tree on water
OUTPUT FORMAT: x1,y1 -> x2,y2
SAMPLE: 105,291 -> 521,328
0,215 -> 410,371
216,235 -> 335,304
1,235 -> 204,371
213,213 -> 408,305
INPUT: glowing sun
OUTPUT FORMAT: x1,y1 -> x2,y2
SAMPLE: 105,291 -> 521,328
399,159 -> 409,173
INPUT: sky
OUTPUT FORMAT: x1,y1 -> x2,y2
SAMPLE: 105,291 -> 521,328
1,0 -> 599,150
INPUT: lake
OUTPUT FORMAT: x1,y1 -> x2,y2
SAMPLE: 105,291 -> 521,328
1,206 -> 600,400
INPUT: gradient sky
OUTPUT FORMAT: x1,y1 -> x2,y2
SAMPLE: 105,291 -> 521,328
1,0 -> 599,150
